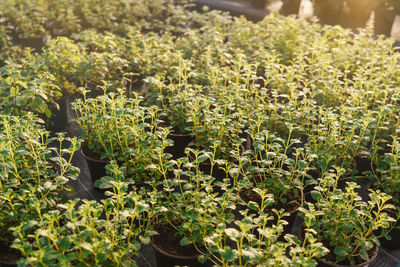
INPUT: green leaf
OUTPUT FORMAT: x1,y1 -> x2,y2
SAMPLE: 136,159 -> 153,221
16,80 -> 28,89
139,235 -> 150,245
58,236 -> 71,251
219,247 -> 235,262
359,248 -> 369,261
198,254 -> 208,264
44,107 -> 52,118
225,228 -> 241,241
298,160 -> 308,170
96,253 -> 107,264
5,76 -> 13,85
197,155 -> 208,163
10,86 -> 18,96
32,97 -> 47,113
180,237 -> 192,246
334,246 -> 347,258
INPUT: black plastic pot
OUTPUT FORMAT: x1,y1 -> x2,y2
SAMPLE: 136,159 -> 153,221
374,4 -> 396,37
0,244 -> 19,267
151,240 -> 211,267
165,132 -> 194,159
280,0 -> 301,16
193,0 -> 269,22
316,246 -> 378,267
354,156 -> 374,175
80,145 -> 108,185
151,223 -> 212,267
377,210 -> 400,250
250,0 -> 266,9
0,259 -> 17,267
48,94 -> 72,131
313,1 -> 342,26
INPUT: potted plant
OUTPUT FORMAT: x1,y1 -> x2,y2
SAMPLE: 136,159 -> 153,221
374,0 -> 399,37
204,187 -> 328,266
299,168 -> 395,266
150,81 -> 196,159
150,152 -> 238,267
0,62 -> 62,122
73,87 -> 170,185
370,134 -> 400,249
12,163 -> 158,266
237,122 -> 316,232
0,114 -> 80,265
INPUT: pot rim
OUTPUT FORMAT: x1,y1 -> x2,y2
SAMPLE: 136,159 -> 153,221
80,147 -> 108,163
150,238 -> 201,260
316,245 -> 379,267
0,259 -> 18,266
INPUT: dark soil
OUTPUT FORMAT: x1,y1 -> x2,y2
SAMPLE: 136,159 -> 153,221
318,244 -> 377,266
151,223 -> 200,257
81,141 -> 104,161
0,242 -> 21,264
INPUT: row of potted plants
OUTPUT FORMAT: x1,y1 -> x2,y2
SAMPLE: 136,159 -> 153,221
57,86 -> 399,266
0,1 -> 400,266
1,11 -> 398,124
0,114 -> 80,265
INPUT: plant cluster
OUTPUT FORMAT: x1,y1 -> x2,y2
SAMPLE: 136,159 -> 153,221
13,163 -> 158,267
0,1 -> 400,266
300,169 -> 395,265
0,114 -> 79,252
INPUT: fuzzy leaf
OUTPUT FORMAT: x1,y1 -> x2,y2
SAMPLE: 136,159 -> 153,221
58,237 -> 71,251
180,237 -> 192,246
219,247 -> 235,262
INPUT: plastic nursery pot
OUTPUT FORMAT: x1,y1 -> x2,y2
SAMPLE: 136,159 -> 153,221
374,4 -> 396,37
315,246 -> 378,267
250,0 -> 266,9
313,2 -> 341,26
165,132 -> 194,159
0,259 -> 17,267
0,243 -> 19,267
48,94 -> 72,131
378,210 -> 400,250
354,156 -> 374,175
80,142 -> 108,185
151,224 -> 212,267
280,0 -> 301,16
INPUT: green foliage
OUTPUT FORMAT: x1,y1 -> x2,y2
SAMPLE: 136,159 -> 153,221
0,0 -> 194,40
299,169 -> 396,265
204,188 -> 328,266
12,177 -> 157,266
0,62 -> 61,118
0,114 -> 80,247
73,89 -> 170,182
1,2 -> 400,266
